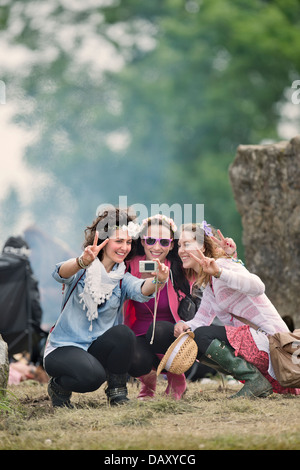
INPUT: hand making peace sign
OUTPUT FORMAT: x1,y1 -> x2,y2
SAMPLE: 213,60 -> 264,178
210,229 -> 236,256
189,248 -> 221,277
81,231 -> 109,266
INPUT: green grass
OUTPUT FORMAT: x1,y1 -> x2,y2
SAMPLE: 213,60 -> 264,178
0,377 -> 299,450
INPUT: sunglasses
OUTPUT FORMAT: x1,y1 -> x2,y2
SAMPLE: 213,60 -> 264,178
143,236 -> 173,248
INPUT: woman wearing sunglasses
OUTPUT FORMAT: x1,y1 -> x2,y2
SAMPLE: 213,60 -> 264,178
125,214 -> 193,400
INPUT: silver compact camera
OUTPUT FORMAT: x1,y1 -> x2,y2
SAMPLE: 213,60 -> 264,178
139,260 -> 158,273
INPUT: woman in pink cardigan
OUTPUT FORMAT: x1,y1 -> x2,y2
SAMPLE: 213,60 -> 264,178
125,215 -> 195,400
149,223 -> 300,397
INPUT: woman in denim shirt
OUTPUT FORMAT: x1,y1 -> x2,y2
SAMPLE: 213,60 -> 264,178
44,207 -> 169,408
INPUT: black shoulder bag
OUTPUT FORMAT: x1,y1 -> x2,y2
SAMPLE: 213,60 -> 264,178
178,286 -> 203,322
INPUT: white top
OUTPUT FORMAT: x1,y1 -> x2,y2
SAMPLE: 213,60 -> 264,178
186,257 -> 289,379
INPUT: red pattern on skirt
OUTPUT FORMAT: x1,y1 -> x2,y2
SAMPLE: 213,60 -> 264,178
225,325 -> 300,395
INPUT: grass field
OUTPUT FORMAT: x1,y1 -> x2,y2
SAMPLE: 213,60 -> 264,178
1,375 -> 299,451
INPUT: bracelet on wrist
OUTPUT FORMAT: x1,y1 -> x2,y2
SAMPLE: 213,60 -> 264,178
152,277 -> 167,285
213,268 -> 222,278
76,255 -> 91,269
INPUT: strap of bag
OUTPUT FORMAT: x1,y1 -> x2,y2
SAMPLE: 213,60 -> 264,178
230,313 -> 269,335
210,277 -> 269,335
62,270 -> 85,311
62,271 -> 123,312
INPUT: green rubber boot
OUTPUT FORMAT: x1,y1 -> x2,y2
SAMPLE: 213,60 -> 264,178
199,354 -> 228,376
204,339 -> 273,399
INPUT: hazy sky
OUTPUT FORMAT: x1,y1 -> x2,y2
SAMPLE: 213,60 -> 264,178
1,0 -> 299,248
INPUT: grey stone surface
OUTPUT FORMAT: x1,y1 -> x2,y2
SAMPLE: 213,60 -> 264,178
0,335 -> 9,396
229,135 -> 300,327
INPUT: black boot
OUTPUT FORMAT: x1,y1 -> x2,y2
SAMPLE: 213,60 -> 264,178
48,377 -> 73,408
105,372 -> 129,406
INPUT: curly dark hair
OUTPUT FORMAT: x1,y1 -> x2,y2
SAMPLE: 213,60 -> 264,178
83,206 -> 137,261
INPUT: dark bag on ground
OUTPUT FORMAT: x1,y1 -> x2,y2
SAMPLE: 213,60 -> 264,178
0,253 -> 45,358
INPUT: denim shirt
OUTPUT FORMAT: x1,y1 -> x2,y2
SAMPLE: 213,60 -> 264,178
45,262 -> 153,354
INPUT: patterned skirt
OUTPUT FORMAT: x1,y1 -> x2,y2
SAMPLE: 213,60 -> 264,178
225,325 -> 300,395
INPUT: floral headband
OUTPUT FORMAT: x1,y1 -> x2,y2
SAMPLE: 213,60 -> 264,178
182,220 -> 214,237
110,218 -> 211,239
196,220 -> 213,237
111,221 -> 141,239
141,214 -> 178,233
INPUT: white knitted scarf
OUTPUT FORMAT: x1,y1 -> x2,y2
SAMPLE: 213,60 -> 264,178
79,257 -> 126,331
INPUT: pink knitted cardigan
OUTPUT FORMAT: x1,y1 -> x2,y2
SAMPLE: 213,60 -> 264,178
186,257 -> 289,336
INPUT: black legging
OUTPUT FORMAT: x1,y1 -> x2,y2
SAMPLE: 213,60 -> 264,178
128,320 -> 185,377
44,325 -> 136,393
128,335 -> 161,377
127,322 -> 176,377
144,321 -> 231,360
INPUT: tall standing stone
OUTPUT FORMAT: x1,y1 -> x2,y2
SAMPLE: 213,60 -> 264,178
229,135 -> 300,327
0,335 -> 9,397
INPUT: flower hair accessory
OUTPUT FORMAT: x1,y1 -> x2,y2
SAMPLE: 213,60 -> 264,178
141,214 -> 178,233
112,221 -> 141,238
198,220 -> 213,237
121,221 -> 141,238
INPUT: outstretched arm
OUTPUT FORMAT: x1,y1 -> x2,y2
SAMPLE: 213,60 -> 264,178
141,259 -> 169,296
58,232 -> 109,278
190,250 -> 264,297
